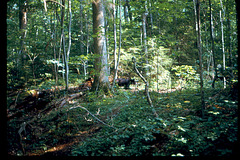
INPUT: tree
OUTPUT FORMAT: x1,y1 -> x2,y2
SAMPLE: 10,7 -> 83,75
143,4 -> 148,78
194,0 -> 205,118
18,0 -> 27,80
219,0 -> 226,88
113,0 -> 117,78
208,0 -> 218,89
112,0 -> 122,92
6,0 -> 238,92
91,0 -> 110,93
66,0 -> 72,89
59,0 -> 69,91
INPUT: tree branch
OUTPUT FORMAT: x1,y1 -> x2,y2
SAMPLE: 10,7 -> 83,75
132,57 -> 158,118
68,105 -> 117,130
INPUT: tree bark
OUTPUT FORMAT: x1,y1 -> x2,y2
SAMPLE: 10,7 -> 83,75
194,0 -> 205,118
113,0 -> 117,77
80,0 -> 84,55
143,12 -> 148,77
209,0 -> 218,88
112,0 -> 121,92
60,0 -> 69,91
67,0 -> 72,87
91,0 -> 110,93
226,1 -> 233,75
18,0 -> 27,79
85,11 -> 89,78
220,10 -> 226,88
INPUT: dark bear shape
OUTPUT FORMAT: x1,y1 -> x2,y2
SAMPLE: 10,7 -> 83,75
116,78 -> 135,89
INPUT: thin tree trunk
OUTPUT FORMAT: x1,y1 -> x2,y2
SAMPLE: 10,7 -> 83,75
143,11 -> 148,77
79,0 -> 86,78
62,35 -> 68,90
53,19 -> 57,82
112,0 -> 121,92
53,20 -> 58,93
194,0 -> 205,118
132,57 -> 158,118
209,0 -> 218,88
226,2 -> 232,75
67,0 -> 72,60
60,0 -> 69,91
80,0 -> 84,54
113,0 -> 117,78
112,0 -> 117,85
66,0 -> 72,86
149,0 -> 153,86
18,0 -> 27,81
220,10 -> 226,88
85,11 -> 89,77
54,3 -> 60,93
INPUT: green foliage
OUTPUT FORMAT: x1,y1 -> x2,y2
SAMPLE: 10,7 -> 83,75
7,83 -> 237,156
70,89 -> 237,156
170,65 -> 199,88
7,0 -> 238,156
172,65 -> 197,79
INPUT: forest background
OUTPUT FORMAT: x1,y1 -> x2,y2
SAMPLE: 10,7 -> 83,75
4,0 -> 240,156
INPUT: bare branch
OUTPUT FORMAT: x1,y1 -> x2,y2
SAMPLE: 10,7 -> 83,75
68,105 -> 117,130
132,57 -> 158,118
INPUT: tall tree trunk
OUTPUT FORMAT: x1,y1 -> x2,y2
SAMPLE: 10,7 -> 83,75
80,0 -> 86,78
209,0 -> 218,88
113,0 -> 117,77
143,11 -> 148,78
112,0 -> 117,87
80,0 -> 84,54
194,0 -> 205,118
84,10 -> 89,78
67,0 -> 72,84
60,0 -> 69,91
18,0 -> 27,80
226,1 -> 232,75
52,9 -> 59,94
220,10 -> 226,88
112,0 -> 122,92
91,0 -> 110,93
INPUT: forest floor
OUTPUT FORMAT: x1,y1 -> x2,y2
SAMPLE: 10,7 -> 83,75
7,84 -> 238,156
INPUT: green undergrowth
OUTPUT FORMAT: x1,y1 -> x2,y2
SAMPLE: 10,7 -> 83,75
70,88 -> 238,156
8,87 -> 238,156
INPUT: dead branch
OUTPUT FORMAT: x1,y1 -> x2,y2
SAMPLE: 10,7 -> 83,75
132,57 -> 158,118
59,93 -> 83,108
68,105 -> 117,130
